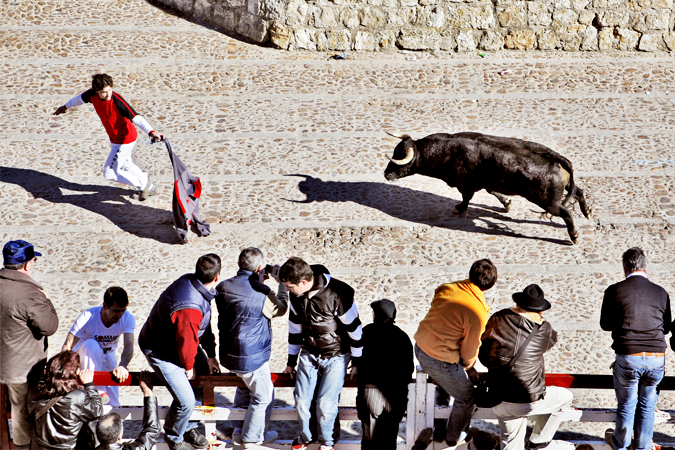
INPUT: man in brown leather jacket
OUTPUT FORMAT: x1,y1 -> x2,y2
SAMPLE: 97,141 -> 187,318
95,372 -> 159,450
479,284 -> 573,450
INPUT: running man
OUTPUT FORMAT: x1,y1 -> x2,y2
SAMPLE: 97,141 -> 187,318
53,73 -> 163,200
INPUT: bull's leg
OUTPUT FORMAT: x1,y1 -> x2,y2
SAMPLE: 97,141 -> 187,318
487,190 -> 512,212
575,186 -> 593,219
453,189 -> 475,214
548,204 -> 578,244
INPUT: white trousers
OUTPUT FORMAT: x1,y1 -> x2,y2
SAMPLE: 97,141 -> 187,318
74,338 -> 120,406
103,141 -> 149,190
492,386 -> 573,450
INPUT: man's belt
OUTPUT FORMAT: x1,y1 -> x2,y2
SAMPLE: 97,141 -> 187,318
627,352 -> 665,357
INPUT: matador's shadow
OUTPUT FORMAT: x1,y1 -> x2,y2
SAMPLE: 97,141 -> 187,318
1,167 -> 180,244
287,174 -> 570,245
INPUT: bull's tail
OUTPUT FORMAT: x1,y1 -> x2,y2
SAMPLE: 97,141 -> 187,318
557,156 -> 576,209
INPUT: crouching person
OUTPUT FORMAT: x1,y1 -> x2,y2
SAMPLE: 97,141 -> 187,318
95,371 -> 159,450
479,284 -> 572,450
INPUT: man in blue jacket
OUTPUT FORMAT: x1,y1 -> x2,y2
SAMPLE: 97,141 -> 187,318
215,248 -> 288,449
139,254 -> 222,450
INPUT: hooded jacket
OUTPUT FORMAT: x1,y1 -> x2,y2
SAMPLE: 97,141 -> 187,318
0,268 -> 59,385
479,308 -> 557,404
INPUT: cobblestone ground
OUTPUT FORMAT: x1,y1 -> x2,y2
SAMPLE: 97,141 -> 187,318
2,0 -> 675,445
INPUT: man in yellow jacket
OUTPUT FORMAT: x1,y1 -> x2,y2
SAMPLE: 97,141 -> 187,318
414,259 -> 497,448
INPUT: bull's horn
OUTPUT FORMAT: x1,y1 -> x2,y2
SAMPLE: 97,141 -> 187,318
385,131 -> 408,139
387,146 -> 415,165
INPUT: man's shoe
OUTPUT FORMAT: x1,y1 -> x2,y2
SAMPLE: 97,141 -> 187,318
291,437 -> 308,450
167,441 -> 191,450
605,428 -> 618,450
139,182 -> 158,201
446,428 -> 474,448
232,427 -> 242,445
319,446 -> 334,450
184,429 -> 209,449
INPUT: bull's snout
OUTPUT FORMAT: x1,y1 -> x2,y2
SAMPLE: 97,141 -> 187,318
385,171 -> 399,181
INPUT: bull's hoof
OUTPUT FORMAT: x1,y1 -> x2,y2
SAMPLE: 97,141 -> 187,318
584,207 -> 594,219
503,199 -> 512,213
453,206 -> 467,215
570,232 -> 579,244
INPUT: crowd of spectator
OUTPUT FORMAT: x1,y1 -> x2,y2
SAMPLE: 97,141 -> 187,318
0,240 -> 670,450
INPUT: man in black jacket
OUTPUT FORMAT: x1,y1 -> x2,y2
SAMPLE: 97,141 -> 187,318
479,284 -> 573,450
357,299 -> 414,450
601,247 -> 671,450
95,372 -> 159,450
280,257 -> 363,450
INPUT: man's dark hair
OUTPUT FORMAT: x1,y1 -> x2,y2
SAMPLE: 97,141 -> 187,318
469,259 -> 497,291
36,351 -> 80,397
92,73 -> 114,91
4,262 -> 25,270
196,253 -> 221,284
103,286 -> 129,308
96,412 -> 123,444
279,257 -> 314,285
238,247 -> 263,272
622,247 -> 647,274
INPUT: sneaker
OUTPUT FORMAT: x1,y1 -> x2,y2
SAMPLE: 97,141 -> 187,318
100,393 -> 110,405
319,446 -> 334,450
232,427 -> 242,445
291,437 -> 308,450
184,429 -> 209,449
139,182 -> 158,201
167,441 -> 191,450
605,428 -> 618,450
446,428 -> 474,448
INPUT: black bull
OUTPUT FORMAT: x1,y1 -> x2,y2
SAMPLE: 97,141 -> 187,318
384,132 -> 592,244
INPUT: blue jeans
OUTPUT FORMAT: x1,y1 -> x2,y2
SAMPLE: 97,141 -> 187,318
612,354 -> 665,450
294,351 -> 349,446
416,344 -> 474,443
234,362 -> 275,443
145,352 -> 197,444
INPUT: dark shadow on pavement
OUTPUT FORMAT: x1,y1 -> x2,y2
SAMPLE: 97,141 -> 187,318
1,167 -> 181,245
285,174 -> 571,246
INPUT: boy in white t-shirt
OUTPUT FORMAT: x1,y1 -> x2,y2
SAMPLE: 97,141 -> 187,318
62,286 -> 136,406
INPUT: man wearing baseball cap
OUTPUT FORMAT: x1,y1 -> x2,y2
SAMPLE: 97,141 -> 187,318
0,240 -> 59,448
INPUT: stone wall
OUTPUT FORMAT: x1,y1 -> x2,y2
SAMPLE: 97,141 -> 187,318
157,0 -> 675,51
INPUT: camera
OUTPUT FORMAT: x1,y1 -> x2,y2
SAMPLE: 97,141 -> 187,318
263,264 -> 279,279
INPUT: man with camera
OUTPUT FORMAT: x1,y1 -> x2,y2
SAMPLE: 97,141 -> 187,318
215,248 -> 289,449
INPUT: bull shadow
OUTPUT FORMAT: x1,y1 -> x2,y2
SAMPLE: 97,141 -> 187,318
287,174 -> 570,245
1,167 -> 180,244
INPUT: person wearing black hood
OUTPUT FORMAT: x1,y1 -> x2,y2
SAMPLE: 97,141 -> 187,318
357,299 -> 414,450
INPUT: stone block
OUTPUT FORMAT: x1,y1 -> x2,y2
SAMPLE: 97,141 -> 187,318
570,0 -> 591,10
285,0 -> 309,27
355,30 -> 378,49
396,29 -> 443,49
419,0 -> 439,6
400,0 -> 418,7
359,6 -> 387,27
269,21 -> 291,48
638,32 -> 662,50
645,10 -> 670,29
504,29 -> 536,49
448,5 -> 495,29
172,0 -> 196,11
312,6 -> 339,27
651,0 -> 673,8
665,31 -> 675,50
552,8 -> 578,25
294,28 -> 317,49
593,0 -> 623,8
416,6 -> 445,28
498,4 -> 528,27
341,8 -> 360,28
617,27 -> 640,49
554,0 -> 572,8
598,10 -> 629,27
315,31 -> 329,51
598,27 -> 615,49
480,30 -> 505,50
560,27 -> 583,49
213,6 -> 239,31
325,29 -> 351,49
193,0 -> 213,22
378,29 -> 397,49
246,0 -> 260,15
456,29 -> 478,51
578,10 -> 595,24
237,11 -> 269,41
387,8 -> 416,26
260,0 -> 289,17
528,2 -> 552,26
580,24 -> 599,49
537,28 -> 560,49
